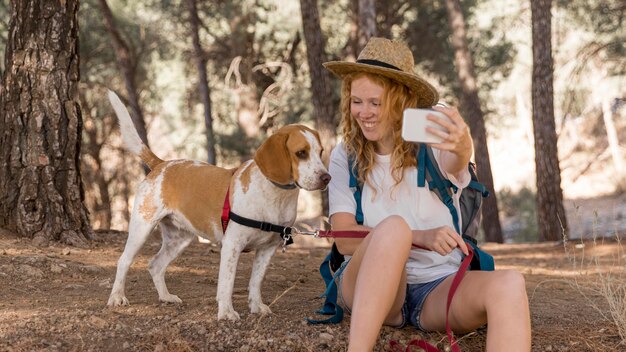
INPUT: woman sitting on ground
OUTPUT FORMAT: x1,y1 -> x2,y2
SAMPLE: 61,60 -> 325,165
324,37 -> 532,351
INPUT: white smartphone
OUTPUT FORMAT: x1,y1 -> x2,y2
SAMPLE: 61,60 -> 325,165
401,108 -> 452,144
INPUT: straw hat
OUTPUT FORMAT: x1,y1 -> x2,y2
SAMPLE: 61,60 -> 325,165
323,37 -> 438,108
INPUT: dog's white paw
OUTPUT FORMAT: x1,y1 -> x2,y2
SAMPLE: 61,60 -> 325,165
217,307 -> 240,321
159,294 -> 183,304
250,302 -> 272,315
107,294 -> 129,307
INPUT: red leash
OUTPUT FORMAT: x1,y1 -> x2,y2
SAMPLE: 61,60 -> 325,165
317,229 -> 472,352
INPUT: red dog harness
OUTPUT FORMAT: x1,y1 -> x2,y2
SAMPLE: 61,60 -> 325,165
220,187 -> 231,233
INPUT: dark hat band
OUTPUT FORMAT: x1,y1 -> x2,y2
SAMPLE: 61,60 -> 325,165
356,59 -> 401,72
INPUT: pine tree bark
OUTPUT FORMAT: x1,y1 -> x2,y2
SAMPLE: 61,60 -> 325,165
0,0 -> 91,246
444,0 -> 503,243
300,0 -> 338,216
531,0 -> 568,241
188,0 -> 216,165
79,90 -> 113,229
357,0 -> 377,52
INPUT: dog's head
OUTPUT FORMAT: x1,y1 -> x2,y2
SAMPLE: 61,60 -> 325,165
254,124 -> 331,191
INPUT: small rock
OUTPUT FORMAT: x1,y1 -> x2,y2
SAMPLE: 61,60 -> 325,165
319,332 -> 333,344
50,264 -> 64,273
123,342 -> 130,349
80,265 -> 104,274
32,236 -> 49,247
98,279 -> 112,288
19,264 -> 44,278
88,315 -> 107,329
62,248 -> 71,256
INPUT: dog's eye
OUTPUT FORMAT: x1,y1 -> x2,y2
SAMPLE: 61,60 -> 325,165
296,150 -> 308,159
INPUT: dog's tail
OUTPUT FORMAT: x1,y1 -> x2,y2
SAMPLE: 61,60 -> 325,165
107,90 -> 164,170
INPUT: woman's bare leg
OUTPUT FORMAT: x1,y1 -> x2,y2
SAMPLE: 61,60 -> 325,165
339,215 -> 413,352
420,270 -> 531,352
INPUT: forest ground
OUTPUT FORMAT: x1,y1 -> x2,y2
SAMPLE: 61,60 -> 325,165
0,195 -> 625,352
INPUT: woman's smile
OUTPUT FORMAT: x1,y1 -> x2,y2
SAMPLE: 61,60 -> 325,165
350,76 -> 393,154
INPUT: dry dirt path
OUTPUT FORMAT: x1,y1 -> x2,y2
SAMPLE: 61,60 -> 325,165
0,229 -> 624,351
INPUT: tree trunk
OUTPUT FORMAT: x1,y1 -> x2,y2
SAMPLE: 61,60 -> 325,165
188,0 -> 216,165
357,0 -> 377,52
531,0 -> 568,241
345,0 -> 359,61
79,90 -> 113,229
98,0 -> 150,173
444,0 -> 503,243
0,0 -> 91,246
225,8 -> 261,160
602,98 -> 623,173
300,0 -> 339,216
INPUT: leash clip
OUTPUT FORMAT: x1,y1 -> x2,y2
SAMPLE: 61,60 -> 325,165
281,233 -> 292,253
294,228 -> 320,238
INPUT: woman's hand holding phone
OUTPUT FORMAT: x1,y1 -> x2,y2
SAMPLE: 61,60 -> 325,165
401,106 -> 472,155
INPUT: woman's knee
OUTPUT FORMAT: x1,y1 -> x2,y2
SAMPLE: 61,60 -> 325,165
486,270 -> 528,303
377,215 -> 410,233
371,215 -> 412,244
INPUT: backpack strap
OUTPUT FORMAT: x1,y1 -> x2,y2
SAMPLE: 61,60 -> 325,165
417,144 -> 427,187
419,144 -> 457,192
468,178 -> 489,197
418,145 -> 495,271
306,252 -> 344,324
418,144 -> 461,234
348,157 -> 364,225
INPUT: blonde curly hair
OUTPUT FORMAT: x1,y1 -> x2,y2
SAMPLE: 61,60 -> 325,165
340,72 -> 420,190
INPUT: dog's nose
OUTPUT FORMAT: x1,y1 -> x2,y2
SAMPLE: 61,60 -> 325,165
320,173 -> 332,185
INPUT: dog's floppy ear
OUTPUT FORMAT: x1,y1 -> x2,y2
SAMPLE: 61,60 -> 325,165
254,132 -> 292,185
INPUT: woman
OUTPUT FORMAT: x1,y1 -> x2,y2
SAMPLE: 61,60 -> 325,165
324,37 -> 531,351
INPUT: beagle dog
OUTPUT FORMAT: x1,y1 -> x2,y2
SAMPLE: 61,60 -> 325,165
106,91 -> 330,320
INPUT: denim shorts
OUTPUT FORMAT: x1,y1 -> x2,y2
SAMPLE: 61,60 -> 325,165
335,258 -> 451,331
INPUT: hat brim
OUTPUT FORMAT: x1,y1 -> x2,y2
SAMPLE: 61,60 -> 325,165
323,61 -> 439,108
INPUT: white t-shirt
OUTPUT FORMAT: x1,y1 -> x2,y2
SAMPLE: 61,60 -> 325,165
328,141 -> 471,284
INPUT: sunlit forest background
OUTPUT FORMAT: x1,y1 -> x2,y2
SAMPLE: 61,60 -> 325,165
1,0 -> 623,243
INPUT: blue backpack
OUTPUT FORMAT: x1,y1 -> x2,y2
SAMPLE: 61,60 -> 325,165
307,143 -> 494,325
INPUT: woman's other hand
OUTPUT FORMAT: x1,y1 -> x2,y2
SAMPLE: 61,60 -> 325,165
412,226 -> 469,256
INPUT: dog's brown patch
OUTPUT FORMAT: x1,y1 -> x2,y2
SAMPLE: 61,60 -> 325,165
161,161 -> 236,235
238,162 -> 253,194
139,193 -> 158,221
